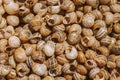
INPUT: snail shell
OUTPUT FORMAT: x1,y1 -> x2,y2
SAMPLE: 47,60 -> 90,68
65,46 -> 78,60
82,13 -> 95,28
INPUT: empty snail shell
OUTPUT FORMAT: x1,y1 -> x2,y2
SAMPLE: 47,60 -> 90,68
16,63 -> 30,77
65,46 -> 78,60
43,41 -> 55,57
14,47 -> 27,63
0,64 -> 11,76
82,13 -> 95,28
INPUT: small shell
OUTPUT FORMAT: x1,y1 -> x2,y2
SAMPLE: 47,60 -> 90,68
48,64 -> 62,76
16,63 -> 30,77
73,0 -> 86,5
100,35 -> 111,46
28,57 -> 47,76
33,3 -> 47,15
86,0 -> 99,8
63,12 -> 77,25
0,18 -> 7,29
29,14 -> 43,31
55,42 -> 65,55
99,5 -> 110,13
40,25 -> 51,37
0,64 -> 11,76
77,65 -> 87,75
76,11 -> 83,23
47,14 -> 63,26
82,28 -> 93,36
19,5 -> 30,16
7,69 -> 16,79
81,36 -> 96,47
110,69 -> 120,80
113,23 -> 120,34
85,60 -> 97,69
95,69 -> 109,80
43,41 -> 55,57
0,39 -> 7,52
61,0 -> 75,12
82,13 -> 95,28
77,51 -> 86,63
32,50 -> 45,64
96,46 -> 109,56
94,55 -> 107,67
29,74 -> 41,80
113,13 -> 120,23
7,15 -> 19,26
103,12 -> 114,25
37,40 -> 45,50
91,9 -> 103,20
14,47 -> 27,63
8,36 -> 21,48
8,56 -> 16,68
111,45 -> 120,55
62,63 -> 74,74
23,13 -> 34,23
67,24 -> 82,34
107,61 -> 116,69
23,43 -> 36,56
48,5 -> 60,14
4,25 -> 15,39
110,4 -> 120,13
56,54 -> 69,65
65,46 -> 78,60
0,53 -> 8,64
19,29 -> 33,42
85,49 -> 97,59
83,6 -> 92,13
4,1 -> 19,14
94,26 -> 107,40
99,0 -> 110,4
89,67 -> 100,79
46,56 -> 58,69
67,32 -> 80,45
52,24 -> 65,32
51,31 -> 66,43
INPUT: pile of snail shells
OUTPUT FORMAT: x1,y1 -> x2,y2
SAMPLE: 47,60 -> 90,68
0,0 -> 120,80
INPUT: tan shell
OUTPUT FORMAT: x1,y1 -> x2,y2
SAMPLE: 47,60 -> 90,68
14,47 -> 27,63
61,0 -> 75,12
0,53 -> 8,64
7,15 -> 19,26
110,4 -> 120,13
8,36 -> 21,48
82,13 -> 95,28
63,12 -> 77,25
65,46 -> 78,60
16,63 -> 30,77
4,1 -> 19,14
77,51 -> 86,63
